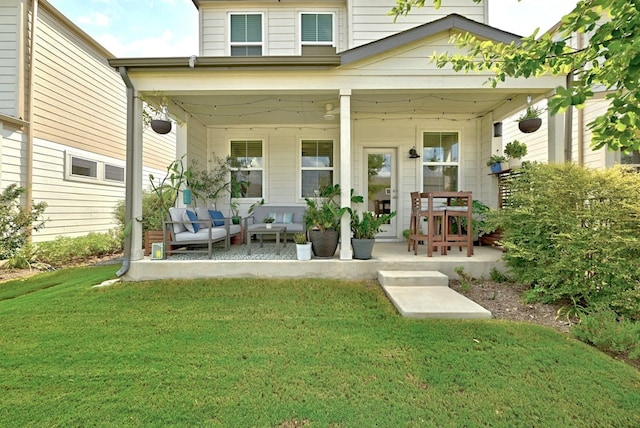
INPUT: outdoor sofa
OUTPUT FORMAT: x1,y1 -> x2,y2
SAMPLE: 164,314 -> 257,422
245,205 -> 306,243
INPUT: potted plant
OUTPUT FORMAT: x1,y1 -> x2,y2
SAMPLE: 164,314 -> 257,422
350,210 -> 397,259
504,140 -> 528,168
293,233 -> 312,260
141,93 -> 174,135
517,105 -> 543,133
263,216 -> 275,229
486,154 -> 507,174
304,184 -> 363,258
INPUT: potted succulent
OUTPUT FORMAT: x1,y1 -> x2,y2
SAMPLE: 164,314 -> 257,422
350,210 -> 397,260
504,140 -> 528,168
293,233 -> 312,260
517,105 -> 543,133
304,184 -> 363,258
263,216 -> 275,229
486,154 -> 507,174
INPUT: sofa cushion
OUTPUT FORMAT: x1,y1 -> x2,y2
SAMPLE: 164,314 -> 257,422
209,210 -> 225,226
282,212 -> 294,224
173,227 -> 227,242
169,208 -> 187,234
182,209 -> 199,233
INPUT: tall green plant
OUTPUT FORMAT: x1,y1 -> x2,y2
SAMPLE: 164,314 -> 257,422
304,184 -> 364,231
0,185 -> 47,259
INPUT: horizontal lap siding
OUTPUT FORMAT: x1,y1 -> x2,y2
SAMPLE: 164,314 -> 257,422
350,0 -> 486,48
1,127 -> 26,186
0,2 -> 19,116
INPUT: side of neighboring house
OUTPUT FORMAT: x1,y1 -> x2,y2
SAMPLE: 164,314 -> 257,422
0,0 -> 176,242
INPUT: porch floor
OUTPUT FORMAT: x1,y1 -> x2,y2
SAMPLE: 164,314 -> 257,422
124,241 -> 504,282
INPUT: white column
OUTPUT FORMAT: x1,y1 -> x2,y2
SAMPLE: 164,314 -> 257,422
175,118 -> 189,207
339,89 -> 352,260
548,109 -> 565,163
130,94 -> 144,260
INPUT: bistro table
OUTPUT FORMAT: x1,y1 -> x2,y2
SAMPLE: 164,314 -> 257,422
246,225 -> 287,255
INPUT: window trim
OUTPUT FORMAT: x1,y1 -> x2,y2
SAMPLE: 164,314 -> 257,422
65,151 -> 125,187
299,12 -> 335,47
228,12 -> 264,56
299,138 -> 336,199
229,139 -> 265,200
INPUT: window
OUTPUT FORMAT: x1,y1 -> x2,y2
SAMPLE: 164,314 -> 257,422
301,13 -> 333,45
71,157 -> 97,179
65,152 -> 125,186
422,132 -> 459,192
230,140 -> 263,198
301,140 -> 334,197
230,14 -> 262,56
621,150 -> 640,172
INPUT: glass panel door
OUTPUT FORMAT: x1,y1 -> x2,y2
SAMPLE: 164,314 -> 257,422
364,149 -> 397,238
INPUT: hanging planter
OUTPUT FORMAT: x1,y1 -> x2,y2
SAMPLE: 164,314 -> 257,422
518,118 -> 542,133
151,119 -> 172,134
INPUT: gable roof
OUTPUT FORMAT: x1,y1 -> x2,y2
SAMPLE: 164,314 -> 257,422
341,13 -> 522,65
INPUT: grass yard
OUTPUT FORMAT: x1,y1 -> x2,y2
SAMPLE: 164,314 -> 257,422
1,265 -> 639,427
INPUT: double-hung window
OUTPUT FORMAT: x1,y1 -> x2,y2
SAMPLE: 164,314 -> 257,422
301,140 -> 334,197
301,13 -> 333,46
422,132 -> 459,192
230,141 -> 263,198
230,14 -> 262,56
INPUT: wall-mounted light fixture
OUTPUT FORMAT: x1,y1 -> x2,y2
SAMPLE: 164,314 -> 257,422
493,122 -> 503,137
409,146 -> 420,158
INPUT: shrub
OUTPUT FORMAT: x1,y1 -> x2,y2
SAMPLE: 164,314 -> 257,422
492,163 -> 640,319
113,189 -> 167,235
36,231 -> 123,267
572,309 -> 640,362
0,184 -> 47,259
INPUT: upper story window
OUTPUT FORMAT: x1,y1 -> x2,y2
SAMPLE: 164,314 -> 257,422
230,140 -> 263,198
230,14 -> 263,56
301,13 -> 333,45
422,132 -> 459,192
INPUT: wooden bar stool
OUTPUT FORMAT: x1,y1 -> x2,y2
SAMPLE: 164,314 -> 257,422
444,192 -> 473,257
422,192 -> 447,257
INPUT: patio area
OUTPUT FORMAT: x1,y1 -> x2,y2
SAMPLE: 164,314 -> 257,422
123,241 -> 504,282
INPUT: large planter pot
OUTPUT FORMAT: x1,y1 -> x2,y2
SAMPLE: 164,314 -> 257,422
308,230 -> 339,258
150,119 -> 172,134
518,118 -> 542,133
296,243 -> 312,261
351,238 -> 375,260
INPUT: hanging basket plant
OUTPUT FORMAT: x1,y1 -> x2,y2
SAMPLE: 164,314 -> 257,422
141,92 -> 180,135
516,105 -> 544,134
150,119 -> 172,134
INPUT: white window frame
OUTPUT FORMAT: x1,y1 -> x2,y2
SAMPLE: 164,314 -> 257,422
228,12 -> 264,56
299,12 -> 335,47
300,139 -> 335,199
229,140 -> 265,200
421,131 -> 460,192
65,151 -> 125,187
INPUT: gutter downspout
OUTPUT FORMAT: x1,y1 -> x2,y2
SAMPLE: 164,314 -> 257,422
25,0 -> 39,226
564,72 -> 573,163
116,66 -> 135,277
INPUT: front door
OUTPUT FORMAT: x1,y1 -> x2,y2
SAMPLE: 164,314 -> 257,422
364,148 -> 397,239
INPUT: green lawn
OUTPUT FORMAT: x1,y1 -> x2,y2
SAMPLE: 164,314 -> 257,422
1,265 -> 639,427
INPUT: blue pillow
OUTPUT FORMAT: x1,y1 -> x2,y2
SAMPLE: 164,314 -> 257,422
183,209 -> 199,233
282,212 -> 293,224
209,210 -> 225,227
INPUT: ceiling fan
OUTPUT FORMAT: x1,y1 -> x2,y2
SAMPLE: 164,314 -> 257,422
323,103 -> 340,121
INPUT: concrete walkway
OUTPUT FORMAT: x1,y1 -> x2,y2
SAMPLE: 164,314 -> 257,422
379,270 -> 492,319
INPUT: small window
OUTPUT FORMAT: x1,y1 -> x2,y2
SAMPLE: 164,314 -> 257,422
301,140 -> 334,198
422,132 -> 459,192
230,14 -> 262,56
230,140 -> 263,198
104,164 -> 125,183
71,157 -> 97,179
301,13 -> 333,45
621,150 -> 640,172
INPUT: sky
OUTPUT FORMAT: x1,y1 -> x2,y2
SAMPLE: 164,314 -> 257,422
48,0 -> 579,58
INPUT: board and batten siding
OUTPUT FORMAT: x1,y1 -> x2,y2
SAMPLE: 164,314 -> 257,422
349,0 -> 487,49
199,3 -> 347,56
0,0 -> 20,117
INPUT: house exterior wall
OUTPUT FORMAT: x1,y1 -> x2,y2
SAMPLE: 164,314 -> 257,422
197,0 -> 487,56
0,0 -> 21,117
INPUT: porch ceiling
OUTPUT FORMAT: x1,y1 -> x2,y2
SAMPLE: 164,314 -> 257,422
161,89 -> 538,127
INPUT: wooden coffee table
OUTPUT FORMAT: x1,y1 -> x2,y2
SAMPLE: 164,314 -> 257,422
246,226 -> 287,255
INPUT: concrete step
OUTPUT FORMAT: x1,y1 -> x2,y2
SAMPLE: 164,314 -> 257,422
378,270 -> 449,287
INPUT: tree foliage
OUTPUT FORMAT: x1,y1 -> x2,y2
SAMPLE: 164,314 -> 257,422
391,0 -> 640,152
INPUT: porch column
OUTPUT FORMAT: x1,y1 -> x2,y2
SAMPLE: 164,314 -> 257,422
548,109 -> 565,163
339,89 -> 352,260
130,93 -> 144,260
175,118 -> 189,207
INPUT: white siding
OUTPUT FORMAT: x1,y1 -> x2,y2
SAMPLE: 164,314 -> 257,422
0,0 -> 20,117
350,0 -> 487,49
199,3 -> 347,56
1,124 -> 26,187
501,101 -> 549,164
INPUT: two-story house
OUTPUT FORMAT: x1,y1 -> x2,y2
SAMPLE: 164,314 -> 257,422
0,0 -> 176,242
110,0 -> 567,268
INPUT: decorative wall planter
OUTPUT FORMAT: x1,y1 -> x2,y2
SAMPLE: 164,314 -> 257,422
351,238 -> 375,260
309,230 -> 339,258
518,118 -> 542,133
151,119 -> 172,134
